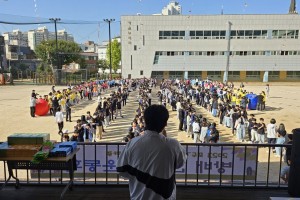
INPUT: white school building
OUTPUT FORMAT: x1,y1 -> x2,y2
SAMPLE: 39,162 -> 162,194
121,14 -> 300,81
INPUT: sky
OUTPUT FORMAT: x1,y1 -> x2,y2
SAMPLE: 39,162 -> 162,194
0,0 -> 296,44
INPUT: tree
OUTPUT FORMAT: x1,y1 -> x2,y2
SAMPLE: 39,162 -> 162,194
97,59 -> 109,72
18,63 -> 29,72
35,40 -> 82,70
106,39 -> 121,73
77,57 -> 87,69
36,62 -> 52,73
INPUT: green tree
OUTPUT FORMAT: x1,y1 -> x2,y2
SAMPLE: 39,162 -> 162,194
18,63 -> 29,72
77,57 -> 87,69
35,40 -> 82,70
106,39 -> 121,73
36,62 -> 52,73
97,59 -> 109,72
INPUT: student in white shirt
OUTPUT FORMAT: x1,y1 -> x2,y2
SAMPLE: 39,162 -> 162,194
193,118 -> 201,143
117,105 -> 186,200
55,107 -> 64,137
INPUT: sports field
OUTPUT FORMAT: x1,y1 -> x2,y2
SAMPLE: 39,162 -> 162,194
0,82 -> 299,184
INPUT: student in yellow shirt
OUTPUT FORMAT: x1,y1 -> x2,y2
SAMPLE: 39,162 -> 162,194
59,96 -> 66,112
231,94 -> 237,106
236,95 -> 241,106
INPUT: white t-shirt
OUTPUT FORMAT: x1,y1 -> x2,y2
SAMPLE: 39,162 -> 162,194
55,111 -> 64,123
192,122 -> 201,133
267,123 -> 277,138
117,130 -> 186,200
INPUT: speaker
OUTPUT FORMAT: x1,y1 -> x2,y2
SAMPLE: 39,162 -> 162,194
288,128 -> 300,197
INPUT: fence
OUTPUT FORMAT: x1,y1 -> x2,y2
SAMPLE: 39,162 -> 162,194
0,142 -> 290,188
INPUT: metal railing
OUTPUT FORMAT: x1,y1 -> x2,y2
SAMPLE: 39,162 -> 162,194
0,142 -> 290,188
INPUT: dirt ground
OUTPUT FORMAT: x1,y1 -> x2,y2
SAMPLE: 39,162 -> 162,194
0,81 -> 299,184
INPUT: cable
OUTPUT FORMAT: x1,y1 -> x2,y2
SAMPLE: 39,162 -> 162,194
0,13 -> 120,25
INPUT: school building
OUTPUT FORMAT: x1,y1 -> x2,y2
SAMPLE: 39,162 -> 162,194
121,14 -> 300,81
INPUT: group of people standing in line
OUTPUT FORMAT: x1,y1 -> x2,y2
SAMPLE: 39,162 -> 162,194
30,79 -> 133,142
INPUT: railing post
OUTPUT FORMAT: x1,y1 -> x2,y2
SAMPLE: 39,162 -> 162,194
288,128 -> 300,197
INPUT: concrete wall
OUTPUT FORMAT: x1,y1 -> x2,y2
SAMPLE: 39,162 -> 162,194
121,14 -> 300,80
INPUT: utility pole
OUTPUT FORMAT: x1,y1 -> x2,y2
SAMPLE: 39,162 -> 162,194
224,21 -> 232,84
289,0 -> 297,14
104,19 -> 115,79
49,18 -> 61,84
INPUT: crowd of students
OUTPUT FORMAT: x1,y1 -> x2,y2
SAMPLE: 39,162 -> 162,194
29,76 -> 295,184
123,79 -> 157,142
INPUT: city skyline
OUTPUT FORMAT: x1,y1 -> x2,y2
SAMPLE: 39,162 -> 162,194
0,0 -> 297,44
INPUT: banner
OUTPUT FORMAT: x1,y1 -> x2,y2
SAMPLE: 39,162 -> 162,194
31,144 -> 257,181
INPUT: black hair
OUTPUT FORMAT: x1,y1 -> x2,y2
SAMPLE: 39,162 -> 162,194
270,118 -> 276,124
144,105 -> 169,133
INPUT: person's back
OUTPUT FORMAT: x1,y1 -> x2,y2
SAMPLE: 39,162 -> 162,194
117,105 -> 186,200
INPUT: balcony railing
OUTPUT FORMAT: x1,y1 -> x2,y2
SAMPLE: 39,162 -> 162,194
0,142 -> 290,188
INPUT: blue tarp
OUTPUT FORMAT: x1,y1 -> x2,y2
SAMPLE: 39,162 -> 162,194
246,94 -> 258,110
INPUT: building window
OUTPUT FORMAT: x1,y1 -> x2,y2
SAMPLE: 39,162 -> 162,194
228,71 -> 240,76
151,71 -> 163,78
159,30 -> 185,40
134,45 -> 137,51
269,71 -> 279,78
246,71 -> 260,77
143,35 -> 145,46
169,71 -> 183,78
140,70 -> 143,76
287,71 -> 300,78
188,71 -> 202,79
231,30 -> 268,39
272,30 -> 299,39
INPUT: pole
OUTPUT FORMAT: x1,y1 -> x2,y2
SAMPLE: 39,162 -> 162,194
108,21 -> 112,79
49,18 -> 61,84
104,19 -> 115,79
224,21 -> 232,83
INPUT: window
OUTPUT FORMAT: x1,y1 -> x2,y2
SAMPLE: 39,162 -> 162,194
287,71 -> 300,78
246,71 -> 260,77
159,31 -> 185,40
196,31 -> 203,36
253,30 -> 262,39
207,71 -> 221,76
151,71 -> 163,78
230,30 -> 237,38
237,30 -> 245,39
278,30 -> 286,38
143,35 -> 145,46
134,45 -> 137,51
220,31 -> 226,39
212,31 -> 219,39
164,31 -> 171,36
207,51 -> 215,56
190,30 -> 226,39
228,71 -> 240,76
269,71 -> 279,78
188,71 -> 202,78
169,71 -> 183,78
245,30 -> 253,39
204,31 -> 211,39
140,70 -> 143,76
